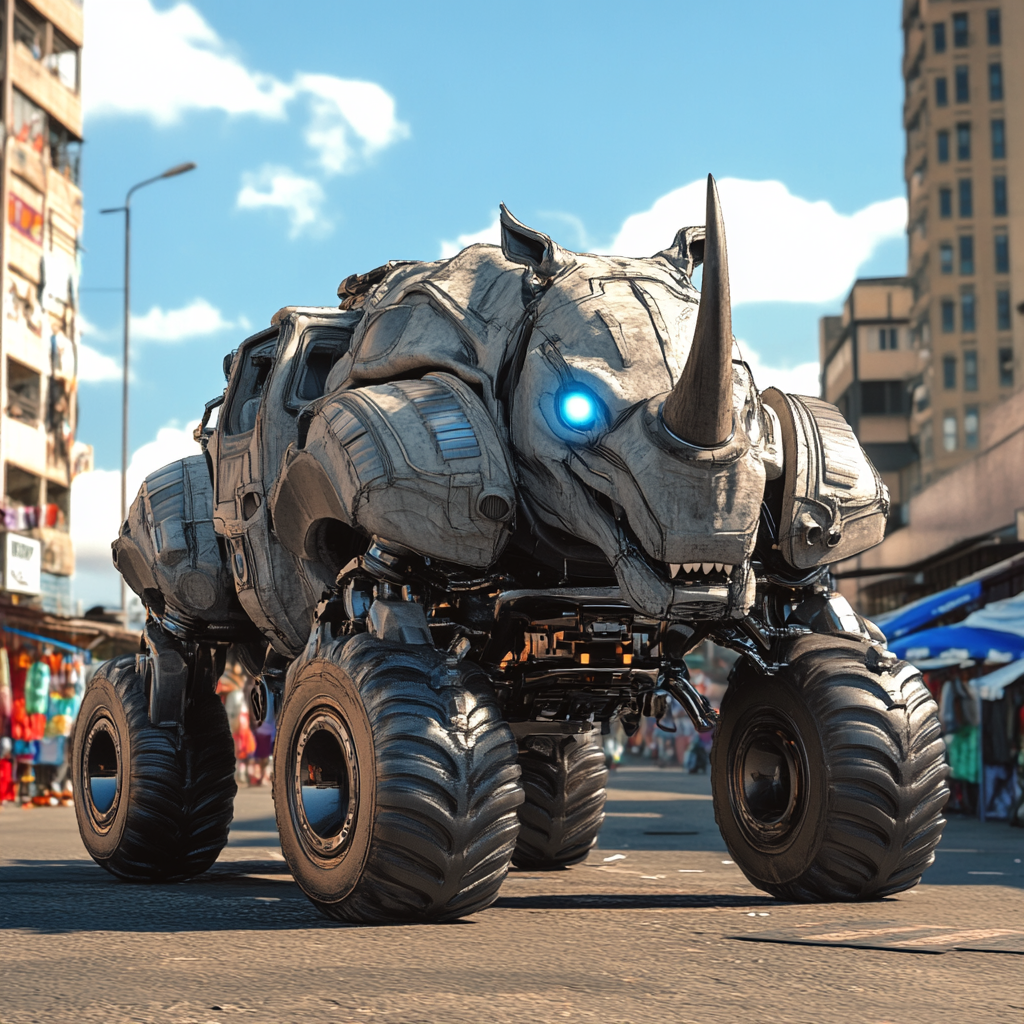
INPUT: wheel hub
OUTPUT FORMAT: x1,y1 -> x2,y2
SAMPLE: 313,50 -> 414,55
730,714 -> 805,849
83,716 -> 121,829
292,709 -> 360,858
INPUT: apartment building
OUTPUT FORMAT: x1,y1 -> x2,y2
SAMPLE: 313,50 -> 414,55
820,277 -> 921,527
1,0 -> 90,615
902,1 -> 1022,485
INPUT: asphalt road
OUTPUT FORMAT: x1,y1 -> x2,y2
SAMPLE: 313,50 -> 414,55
1,761 -> 1022,1024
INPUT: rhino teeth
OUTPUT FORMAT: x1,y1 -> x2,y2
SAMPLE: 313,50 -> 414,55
683,562 -> 699,574
669,563 -> 681,578
701,562 -> 713,574
724,563 -> 734,576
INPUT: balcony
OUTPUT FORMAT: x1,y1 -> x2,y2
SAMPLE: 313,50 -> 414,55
12,42 -> 81,137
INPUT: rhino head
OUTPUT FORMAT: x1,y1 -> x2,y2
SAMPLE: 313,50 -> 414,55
504,176 -> 782,620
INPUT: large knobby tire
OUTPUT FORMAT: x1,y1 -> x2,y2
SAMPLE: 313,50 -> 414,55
72,655 -> 237,882
273,634 -> 523,923
711,636 -> 949,902
512,734 -> 608,870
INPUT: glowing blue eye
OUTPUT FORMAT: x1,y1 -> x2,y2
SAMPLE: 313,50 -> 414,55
558,390 -> 598,430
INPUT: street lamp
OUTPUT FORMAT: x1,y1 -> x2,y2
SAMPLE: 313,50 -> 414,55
101,161 -> 197,621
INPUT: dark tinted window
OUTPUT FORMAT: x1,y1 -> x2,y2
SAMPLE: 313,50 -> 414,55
998,346 -> 1013,387
961,291 -> 976,332
958,178 -> 972,217
994,175 -> 1008,216
943,355 -> 957,388
991,119 -> 1005,159
225,337 -> 278,435
956,123 -> 971,160
940,243 -> 954,274
987,9 -> 1001,45
938,130 -> 950,162
953,12 -> 968,46
933,22 -> 947,52
860,381 -> 908,416
963,350 -> 978,391
989,63 -> 1003,101
955,65 -> 969,102
997,291 -> 1011,331
941,299 -> 956,332
959,235 -> 974,274
290,325 -> 353,406
935,77 -> 948,106
995,233 -> 1009,274
939,187 -> 953,217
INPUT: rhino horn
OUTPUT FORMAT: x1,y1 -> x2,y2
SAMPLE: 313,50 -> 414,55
661,174 -> 734,448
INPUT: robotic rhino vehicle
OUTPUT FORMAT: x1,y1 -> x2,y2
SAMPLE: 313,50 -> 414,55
73,177 -> 948,922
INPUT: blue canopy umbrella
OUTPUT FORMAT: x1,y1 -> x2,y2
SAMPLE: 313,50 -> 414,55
875,579 -> 983,641
889,624 -> 1024,668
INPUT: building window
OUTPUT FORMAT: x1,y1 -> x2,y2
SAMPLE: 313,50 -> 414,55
933,22 -> 947,52
987,9 -> 1001,45
958,235 -> 974,274
943,412 -> 958,451
991,119 -> 1005,159
938,130 -> 950,163
962,291 -> 977,331
45,30 -> 80,94
998,346 -> 1014,387
878,328 -> 898,350
989,62 -> 1004,101
940,243 -> 954,274
943,355 -> 957,388
995,233 -> 1009,274
955,65 -> 970,103
957,178 -> 972,217
963,349 -> 978,391
953,12 -> 969,47
941,299 -> 956,332
12,89 -> 45,152
956,122 -> 971,160
935,77 -> 948,106
997,289 -> 1011,330
939,187 -> 952,217
13,2 -> 45,59
6,359 -> 41,424
921,420 -> 934,460
861,381 -> 909,416
964,406 -> 979,448
994,175 -> 1008,216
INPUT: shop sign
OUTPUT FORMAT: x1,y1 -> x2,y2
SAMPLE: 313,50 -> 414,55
3,533 -> 42,595
8,193 -> 43,244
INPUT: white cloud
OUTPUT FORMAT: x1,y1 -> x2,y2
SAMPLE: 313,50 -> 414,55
83,0 -> 407,171
131,298 -> 234,342
297,74 -> 409,176
608,178 -> 906,305
77,343 -> 121,383
735,340 -> 821,397
442,181 -> 905,308
440,217 -> 500,258
237,167 -> 327,238
71,422 -> 202,609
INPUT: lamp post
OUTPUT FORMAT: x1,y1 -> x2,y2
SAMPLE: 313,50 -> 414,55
101,162 -> 197,621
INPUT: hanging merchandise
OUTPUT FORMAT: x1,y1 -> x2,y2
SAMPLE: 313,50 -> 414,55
25,660 -> 50,715
0,647 -> 10,720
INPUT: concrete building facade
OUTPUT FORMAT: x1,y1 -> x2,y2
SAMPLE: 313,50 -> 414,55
902,0 -> 1023,486
0,0 -> 90,615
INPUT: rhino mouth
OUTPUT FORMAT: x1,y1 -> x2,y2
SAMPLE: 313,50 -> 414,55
667,562 -> 737,584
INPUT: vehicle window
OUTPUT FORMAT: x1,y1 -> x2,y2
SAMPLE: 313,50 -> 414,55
224,338 -> 278,435
289,326 -> 353,408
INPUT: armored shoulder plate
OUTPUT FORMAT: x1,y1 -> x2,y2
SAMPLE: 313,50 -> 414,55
270,372 -> 516,570
761,389 -> 889,570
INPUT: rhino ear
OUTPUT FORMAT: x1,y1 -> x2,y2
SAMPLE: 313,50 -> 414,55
499,204 -> 568,278
655,225 -> 705,279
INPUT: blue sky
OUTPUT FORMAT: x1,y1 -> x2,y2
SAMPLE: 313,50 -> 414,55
71,0 -> 909,607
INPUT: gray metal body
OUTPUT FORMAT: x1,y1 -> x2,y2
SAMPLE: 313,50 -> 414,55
112,177 -> 890,732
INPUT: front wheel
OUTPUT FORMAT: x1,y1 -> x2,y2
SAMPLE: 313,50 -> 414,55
711,636 -> 949,902
273,634 -> 523,923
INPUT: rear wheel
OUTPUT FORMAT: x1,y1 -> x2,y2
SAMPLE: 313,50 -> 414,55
513,734 -> 608,870
273,634 -> 523,923
72,655 -> 236,882
711,636 -> 948,902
